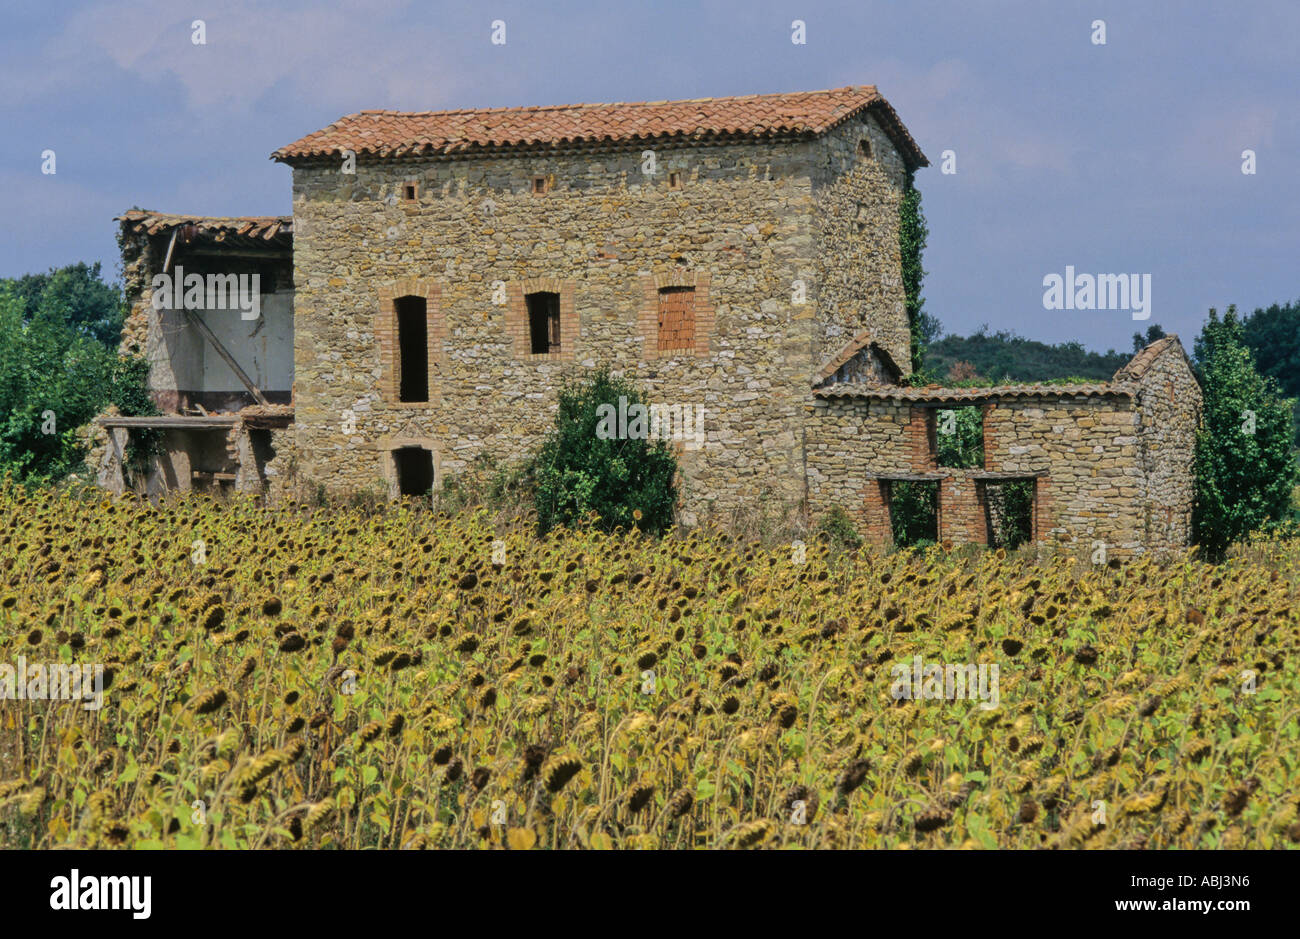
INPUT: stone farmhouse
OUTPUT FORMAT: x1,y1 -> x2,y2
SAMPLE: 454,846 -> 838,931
97,85 -> 1201,556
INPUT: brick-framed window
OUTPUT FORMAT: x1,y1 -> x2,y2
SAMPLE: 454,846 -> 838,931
505,277 -> 577,362
376,277 -> 444,407
637,271 -> 715,360
401,180 -> 420,203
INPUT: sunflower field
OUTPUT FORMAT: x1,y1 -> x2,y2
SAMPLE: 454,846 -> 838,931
1,481 -> 1298,850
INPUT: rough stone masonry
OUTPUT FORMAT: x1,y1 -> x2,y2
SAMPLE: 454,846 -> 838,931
109,85 -> 1201,556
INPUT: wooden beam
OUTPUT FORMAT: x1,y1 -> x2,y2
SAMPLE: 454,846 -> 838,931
99,416 -> 238,429
182,309 -> 270,406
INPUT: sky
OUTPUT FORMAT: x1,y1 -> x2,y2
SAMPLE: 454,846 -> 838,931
2,0 -> 1296,353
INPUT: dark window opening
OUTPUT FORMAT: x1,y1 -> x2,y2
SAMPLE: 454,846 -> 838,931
526,291 -> 561,354
393,447 -> 434,497
857,139 -> 872,159
395,295 -> 428,402
985,480 -> 1035,549
402,182 -> 418,202
667,171 -> 682,190
532,176 -> 548,195
888,480 -> 938,549
657,286 -> 696,352
933,406 -> 983,468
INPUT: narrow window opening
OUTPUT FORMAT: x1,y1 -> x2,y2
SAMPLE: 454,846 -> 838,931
657,286 -> 696,352
395,295 -> 428,402
857,139 -> 872,160
402,182 -> 418,202
888,480 -> 938,549
933,406 -> 984,469
393,447 -> 434,497
532,176 -> 548,196
526,291 -> 561,354
667,171 -> 682,190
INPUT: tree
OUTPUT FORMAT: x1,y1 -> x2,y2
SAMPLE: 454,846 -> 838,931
1191,306 -> 1298,555
1240,300 -> 1300,446
898,172 -> 929,374
5,262 -> 125,347
0,278 -> 152,482
533,370 -> 678,536
1132,323 -> 1167,353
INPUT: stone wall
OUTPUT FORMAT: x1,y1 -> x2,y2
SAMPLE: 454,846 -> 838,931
811,114 -> 912,375
805,355 -> 1199,556
1133,343 -> 1201,552
288,128 -> 908,519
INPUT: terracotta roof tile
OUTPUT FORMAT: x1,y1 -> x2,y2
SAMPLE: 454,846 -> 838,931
117,209 -> 292,241
272,86 -> 927,167
813,382 -> 1135,402
1111,335 -> 1185,382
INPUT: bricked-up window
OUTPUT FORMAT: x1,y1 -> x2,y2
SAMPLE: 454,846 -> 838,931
526,291 -> 561,354
395,295 -> 428,402
393,447 -> 433,497
657,286 -> 696,352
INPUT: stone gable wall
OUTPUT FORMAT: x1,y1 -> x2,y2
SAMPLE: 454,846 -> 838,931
1133,346 -> 1201,553
290,138 -> 843,518
811,114 -> 912,376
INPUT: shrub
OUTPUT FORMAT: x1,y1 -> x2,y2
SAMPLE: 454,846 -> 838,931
533,370 -> 677,535
816,505 -> 863,552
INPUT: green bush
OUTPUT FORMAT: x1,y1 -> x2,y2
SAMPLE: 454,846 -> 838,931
816,505 -> 863,552
1192,306 -> 1299,557
533,370 -> 678,536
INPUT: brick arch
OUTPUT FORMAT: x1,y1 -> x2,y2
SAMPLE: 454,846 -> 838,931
375,278 -> 444,406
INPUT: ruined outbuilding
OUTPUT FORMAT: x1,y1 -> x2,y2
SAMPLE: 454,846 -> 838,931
99,86 -> 1201,556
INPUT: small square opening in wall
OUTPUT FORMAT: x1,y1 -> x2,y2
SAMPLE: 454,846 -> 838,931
402,182 -> 419,202
857,139 -> 872,160
393,447 -> 434,497
531,176 -> 548,196
933,405 -> 984,468
667,171 -> 682,190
